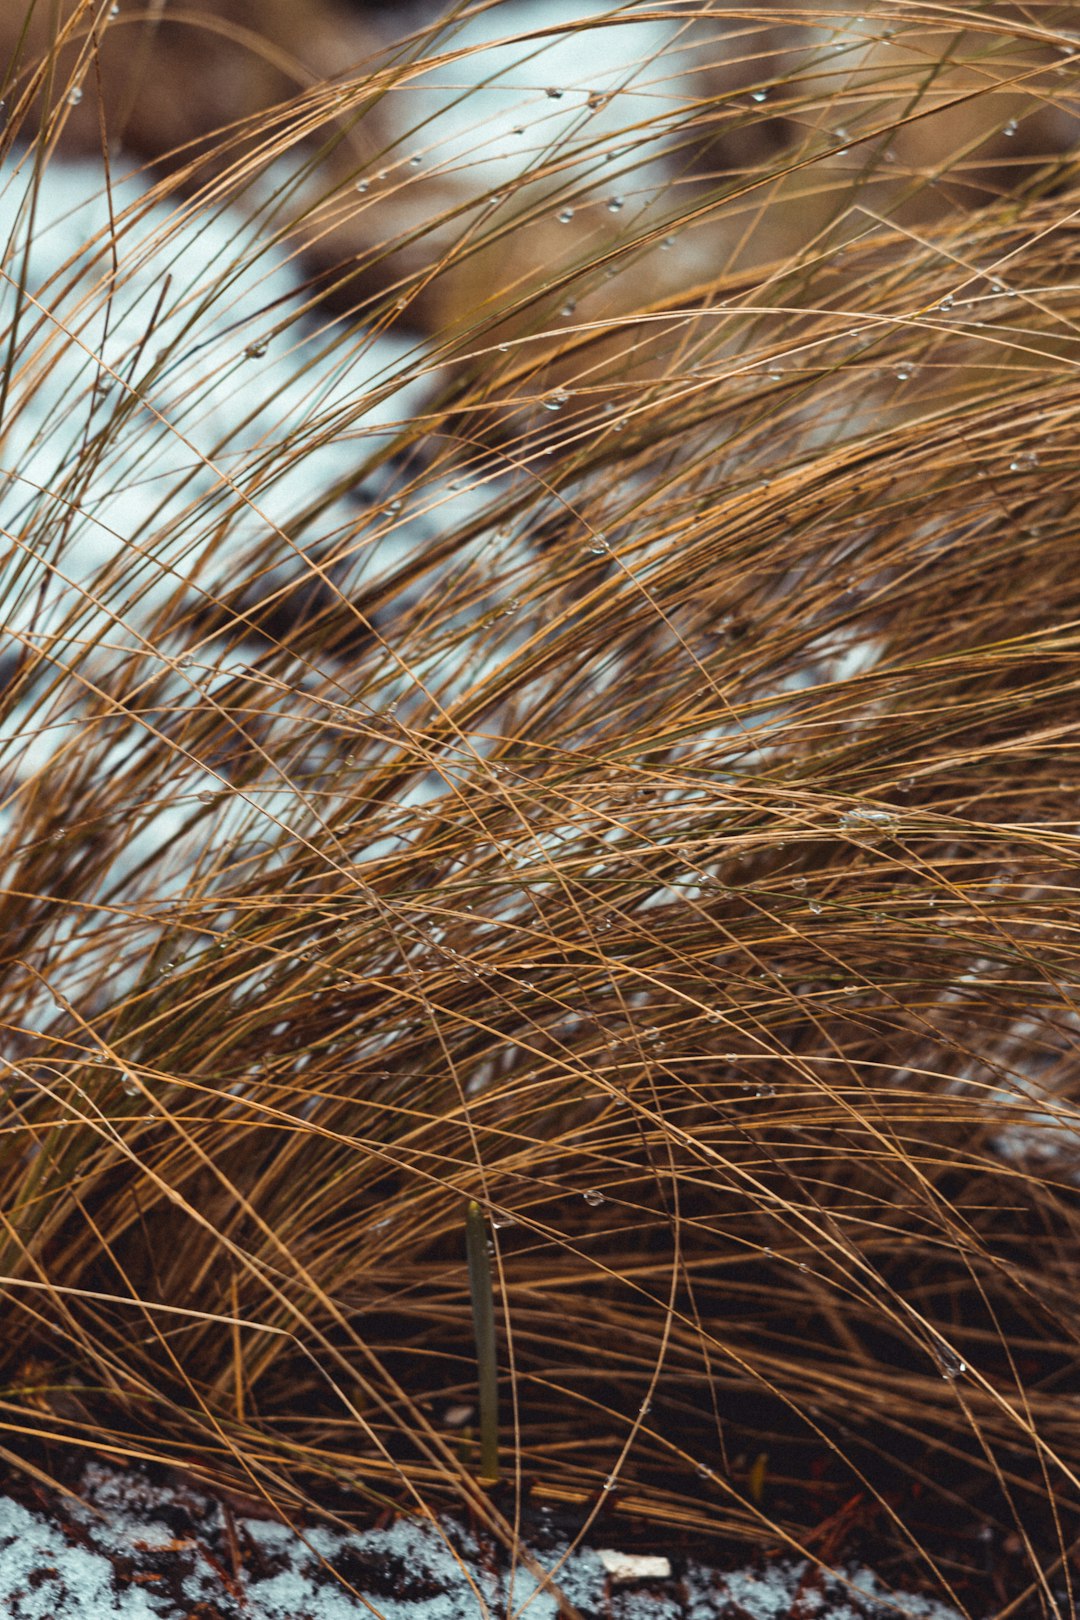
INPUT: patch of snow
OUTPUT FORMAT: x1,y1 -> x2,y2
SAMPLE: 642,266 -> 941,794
397,1 -> 689,192
0,1462 -> 977,1620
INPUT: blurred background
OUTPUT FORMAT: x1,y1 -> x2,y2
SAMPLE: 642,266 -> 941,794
5,0 -> 1079,337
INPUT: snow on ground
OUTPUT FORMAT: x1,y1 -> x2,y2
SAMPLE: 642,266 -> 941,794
0,149 -> 435,653
0,1459 -> 969,1620
389,0 -> 690,192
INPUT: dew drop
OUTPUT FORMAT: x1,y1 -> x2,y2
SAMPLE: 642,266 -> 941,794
356,179 -> 370,193
546,87 -> 564,100
930,1338 -> 966,1381
197,791 -> 216,805
660,235 -> 675,251
839,807 -> 899,833
557,207 -> 575,224
67,85 -> 83,106
409,154 -> 422,168
606,196 -> 625,213
751,89 -> 768,103
1004,118 -> 1017,138
244,341 -> 268,360
583,1187 -> 605,1207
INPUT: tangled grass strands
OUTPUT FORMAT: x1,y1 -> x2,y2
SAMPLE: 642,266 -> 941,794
4,1 -> 1080,1613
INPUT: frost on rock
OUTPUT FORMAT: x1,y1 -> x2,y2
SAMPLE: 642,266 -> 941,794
0,1460 -> 976,1620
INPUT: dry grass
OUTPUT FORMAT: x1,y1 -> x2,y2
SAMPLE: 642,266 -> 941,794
3,3 -> 1080,1614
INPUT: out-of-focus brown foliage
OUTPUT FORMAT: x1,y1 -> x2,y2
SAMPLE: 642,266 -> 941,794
1,0 -> 382,160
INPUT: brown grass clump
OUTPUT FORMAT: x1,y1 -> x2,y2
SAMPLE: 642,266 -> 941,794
3,3 -> 1080,1614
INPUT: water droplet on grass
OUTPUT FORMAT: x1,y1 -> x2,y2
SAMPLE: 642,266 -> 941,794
583,1187 -> 605,1206
839,807 -> 899,833
546,87 -> 564,99
67,85 -> 83,105
1004,118 -> 1018,137
930,1338 -> 966,1380
607,196 -> 625,213
751,89 -> 768,103
557,207 -> 575,224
